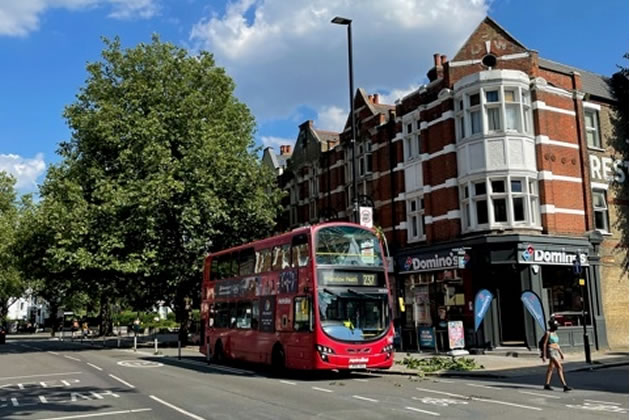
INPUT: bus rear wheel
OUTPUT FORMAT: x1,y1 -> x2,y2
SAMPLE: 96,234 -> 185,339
213,340 -> 225,364
271,344 -> 286,373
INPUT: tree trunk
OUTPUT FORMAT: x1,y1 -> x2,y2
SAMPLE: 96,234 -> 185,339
98,294 -> 113,337
49,302 -> 59,337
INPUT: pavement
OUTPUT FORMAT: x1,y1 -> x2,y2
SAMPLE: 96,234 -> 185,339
385,350 -> 629,378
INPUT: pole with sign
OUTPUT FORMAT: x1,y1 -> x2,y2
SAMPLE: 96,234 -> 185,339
574,257 -> 591,364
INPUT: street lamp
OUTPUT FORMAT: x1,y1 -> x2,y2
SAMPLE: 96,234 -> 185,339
331,16 -> 359,222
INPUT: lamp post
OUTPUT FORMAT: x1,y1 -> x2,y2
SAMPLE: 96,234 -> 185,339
331,16 -> 358,222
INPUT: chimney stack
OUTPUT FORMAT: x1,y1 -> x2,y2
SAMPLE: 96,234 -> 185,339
373,93 -> 379,104
433,53 -> 441,67
440,55 -> 447,65
279,145 -> 292,156
368,94 -> 373,103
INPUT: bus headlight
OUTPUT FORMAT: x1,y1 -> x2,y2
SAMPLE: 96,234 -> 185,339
316,344 -> 336,354
381,344 -> 393,354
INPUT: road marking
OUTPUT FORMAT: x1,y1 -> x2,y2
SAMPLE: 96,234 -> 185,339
39,395 -> 48,403
437,379 -> 455,384
117,360 -> 163,368
279,380 -> 297,385
471,397 -> 542,411
35,408 -> 152,420
467,383 -> 501,390
412,396 -> 468,407
568,402 -> 628,414
108,374 -> 135,389
150,395 -> 206,420
353,378 -> 369,382
0,372 -> 82,381
207,364 -> 254,375
86,363 -> 103,371
352,395 -> 378,402
519,391 -> 561,399
416,387 -> 467,399
585,399 -> 622,405
312,386 -> 334,393
405,406 -> 440,416
48,351 -> 60,355
64,355 -> 81,362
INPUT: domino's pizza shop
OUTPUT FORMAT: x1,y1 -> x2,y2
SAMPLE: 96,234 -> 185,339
467,234 -> 607,352
395,233 -> 608,353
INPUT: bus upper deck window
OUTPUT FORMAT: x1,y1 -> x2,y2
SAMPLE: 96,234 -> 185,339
291,234 -> 310,268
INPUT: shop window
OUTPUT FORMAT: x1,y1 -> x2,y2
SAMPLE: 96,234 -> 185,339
592,190 -> 610,232
542,266 -> 591,326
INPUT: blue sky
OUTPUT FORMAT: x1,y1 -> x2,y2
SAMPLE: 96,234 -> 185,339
0,0 -> 627,193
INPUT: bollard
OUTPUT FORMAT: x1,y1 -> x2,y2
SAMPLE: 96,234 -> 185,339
134,335 -> 137,352
178,340 -> 181,360
206,341 -> 211,364
154,338 -> 158,355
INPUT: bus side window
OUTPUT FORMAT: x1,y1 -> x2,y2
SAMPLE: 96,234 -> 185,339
261,249 -> 272,272
239,248 -> 255,276
215,302 -> 229,328
229,253 -> 239,278
229,302 -> 238,329
251,300 -> 259,330
236,302 -> 252,329
271,246 -> 283,271
210,258 -> 219,281
280,244 -> 291,269
291,234 -> 310,268
294,296 -> 311,332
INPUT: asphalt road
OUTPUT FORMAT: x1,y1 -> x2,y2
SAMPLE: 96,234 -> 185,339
1,336 -> 627,420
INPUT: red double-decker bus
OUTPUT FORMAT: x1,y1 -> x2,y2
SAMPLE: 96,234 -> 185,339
200,222 -> 394,371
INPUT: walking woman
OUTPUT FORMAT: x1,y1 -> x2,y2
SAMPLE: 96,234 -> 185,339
542,319 -> 572,391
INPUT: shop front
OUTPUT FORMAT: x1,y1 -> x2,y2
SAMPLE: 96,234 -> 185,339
395,246 -> 473,352
394,233 -> 607,353
469,234 -> 607,352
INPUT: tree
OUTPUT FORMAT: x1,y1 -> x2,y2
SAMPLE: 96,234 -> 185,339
608,54 -> 629,272
0,172 -> 25,322
59,35 -> 283,338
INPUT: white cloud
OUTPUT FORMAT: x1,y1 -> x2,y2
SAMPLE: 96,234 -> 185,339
315,105 -> 346,132
0,153 -> 46,190
190,0 -> 488,123
261,135 -> 294,150
0,0 -> 159,36
379,85 -> 419,106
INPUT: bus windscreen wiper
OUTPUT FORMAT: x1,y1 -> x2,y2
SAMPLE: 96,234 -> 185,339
346,288 -> 380,300
323,288 -> 340,297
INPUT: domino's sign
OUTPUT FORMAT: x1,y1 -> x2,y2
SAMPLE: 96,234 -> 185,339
519,245 -> 588,266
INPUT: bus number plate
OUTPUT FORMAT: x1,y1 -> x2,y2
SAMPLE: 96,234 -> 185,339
349,364 -> 367,369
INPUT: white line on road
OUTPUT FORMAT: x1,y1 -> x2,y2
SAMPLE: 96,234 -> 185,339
467,383 -> 502,390
352,395 -> 378,402
0,372 -> 82,381
108,374 -> 135,389
519,391 -> 561,399
416,387 -> 467,399
312,386 -> 334,393
471,397 -> 542,411
48,351 -> 60,355
279,380 -> 297,385
86,363 -> 103,371
352,378 -> 369,382
585,399 -> 622,405
36,408 -> 152,420
64,355 -> 81,362
405,406 -> 440,416
150,395 -> 206,420
437,379 -> 455,384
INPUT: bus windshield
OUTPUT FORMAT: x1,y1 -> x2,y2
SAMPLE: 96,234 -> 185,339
315,226 -> 384,267
318,288 -> 389,341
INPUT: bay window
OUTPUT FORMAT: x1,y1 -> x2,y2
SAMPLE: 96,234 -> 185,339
460,175 -> 540,231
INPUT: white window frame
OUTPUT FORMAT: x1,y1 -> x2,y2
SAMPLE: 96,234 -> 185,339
460,175 -> 541,232
592,189 -> 610,232
406,196 -> 425,242
584,109 -> 602,148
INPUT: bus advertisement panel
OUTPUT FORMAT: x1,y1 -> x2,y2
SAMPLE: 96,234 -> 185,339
200,222 -> 394,371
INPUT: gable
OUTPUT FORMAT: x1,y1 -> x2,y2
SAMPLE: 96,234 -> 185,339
452,16 -> 529,62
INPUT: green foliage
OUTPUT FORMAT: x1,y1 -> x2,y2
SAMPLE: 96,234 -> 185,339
396,355 -> 483,373
608,54 -> 629,272
16,35 -> 283,332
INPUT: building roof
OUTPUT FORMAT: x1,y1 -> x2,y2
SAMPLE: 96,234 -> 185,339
539,58 -> 614,101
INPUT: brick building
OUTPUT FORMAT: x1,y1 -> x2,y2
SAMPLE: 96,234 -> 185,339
265,17 -> 628,352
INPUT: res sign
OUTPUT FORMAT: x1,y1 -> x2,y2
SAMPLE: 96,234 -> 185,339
589,154 -> 628,184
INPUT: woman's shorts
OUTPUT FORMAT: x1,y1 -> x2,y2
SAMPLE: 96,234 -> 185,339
548,348 -> 562,360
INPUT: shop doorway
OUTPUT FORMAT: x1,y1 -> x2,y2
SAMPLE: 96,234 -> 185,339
495,268 -> 526,345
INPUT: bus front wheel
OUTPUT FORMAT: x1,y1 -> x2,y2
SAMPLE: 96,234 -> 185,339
271,344 -> 285,372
